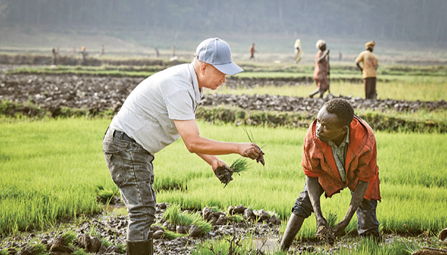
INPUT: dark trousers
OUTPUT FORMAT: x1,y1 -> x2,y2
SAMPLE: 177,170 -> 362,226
103,129 -> 156,241
364,77 -> 377,99
291,183 -> 380,237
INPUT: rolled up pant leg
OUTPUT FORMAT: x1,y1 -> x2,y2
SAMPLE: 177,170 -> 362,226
103,130 -> 156,241
291,183 -> 325,218
356,198 -> 380,237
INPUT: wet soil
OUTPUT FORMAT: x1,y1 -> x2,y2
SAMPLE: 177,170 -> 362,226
1,73 -> 445,119
1,202 -> 444,255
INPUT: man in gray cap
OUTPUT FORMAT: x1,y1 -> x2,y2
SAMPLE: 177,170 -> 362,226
103,38 -> 265,255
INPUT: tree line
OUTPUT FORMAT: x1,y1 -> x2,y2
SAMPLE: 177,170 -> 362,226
1,0 -> 446,43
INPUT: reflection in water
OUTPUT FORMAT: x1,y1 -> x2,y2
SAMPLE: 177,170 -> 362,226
252,237 -> 280,252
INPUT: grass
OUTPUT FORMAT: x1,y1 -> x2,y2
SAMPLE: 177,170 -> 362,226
191,234 -> 438,254
0,117 -> 446,253
162,204 -> 212,235
213,77 -> 447,102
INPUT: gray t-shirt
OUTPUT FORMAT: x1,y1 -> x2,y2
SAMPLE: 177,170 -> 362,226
109,63 -> 202,154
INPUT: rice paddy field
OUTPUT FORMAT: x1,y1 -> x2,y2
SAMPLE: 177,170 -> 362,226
1,60 -> 447,254
0,117 -> 446,253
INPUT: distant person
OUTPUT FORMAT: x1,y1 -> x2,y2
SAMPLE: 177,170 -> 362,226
294,39 -> 303,63
51,48 -> 58,65
80,46 -> 87,65
154,47 -> 160,58
356,41 -> 379,99
339,51 -> 342,61
309,40 -> 330,98
249,43 -> 256,60
103,38 -> 265,255
100,45 -> 105,56
280,98 -> 381,251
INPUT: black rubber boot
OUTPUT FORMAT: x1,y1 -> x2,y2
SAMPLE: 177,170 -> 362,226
280,213 -> 305,251
126,238 -> 153,255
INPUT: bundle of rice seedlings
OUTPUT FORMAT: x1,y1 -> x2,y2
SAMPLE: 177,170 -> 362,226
163,230 -> 186,240
162,204 -> 212,235
28,243 -> 46,255
60,230 -> 77,245
230,157 -> 249,174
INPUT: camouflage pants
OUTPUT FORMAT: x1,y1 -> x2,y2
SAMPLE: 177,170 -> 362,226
103,129 -> 156,241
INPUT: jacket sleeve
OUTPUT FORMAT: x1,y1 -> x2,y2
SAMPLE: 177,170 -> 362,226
301,126 -> 324,178
355,141 -> 378,183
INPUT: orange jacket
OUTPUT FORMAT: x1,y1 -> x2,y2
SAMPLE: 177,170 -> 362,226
302,116 -> 381,201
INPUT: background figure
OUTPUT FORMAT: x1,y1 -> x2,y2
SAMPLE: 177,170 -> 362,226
356,41 -> 379,99
249,43 -> 256,60
80,46 -> 87,65
154,47 -> 160,58
51,48 -> 58,65
100,45 -> 104,56
309,40 -> 330,98
294,39 -> 303,63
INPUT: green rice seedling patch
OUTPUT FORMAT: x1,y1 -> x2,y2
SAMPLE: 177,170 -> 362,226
162,204 -> 212,234
0,117 -> 446,241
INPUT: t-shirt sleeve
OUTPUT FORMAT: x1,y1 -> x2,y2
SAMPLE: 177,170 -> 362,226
165,90 -> 195,120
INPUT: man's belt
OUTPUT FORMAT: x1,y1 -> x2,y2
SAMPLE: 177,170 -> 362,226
113,130 -> 135,142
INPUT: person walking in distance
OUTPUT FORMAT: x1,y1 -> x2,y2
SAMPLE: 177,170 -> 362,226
356,41 -> 379,99
309,40 -> 330,98
249,43 -> 256,60
103,38 -> 265,255
280,99 -> 381,251
294,39 -> 303,63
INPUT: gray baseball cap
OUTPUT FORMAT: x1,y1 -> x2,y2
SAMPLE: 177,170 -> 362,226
195,38 -> 243,75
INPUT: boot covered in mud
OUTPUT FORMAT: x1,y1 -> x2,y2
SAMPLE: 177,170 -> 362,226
280,213 -> 305,251
126,235 -> 153,255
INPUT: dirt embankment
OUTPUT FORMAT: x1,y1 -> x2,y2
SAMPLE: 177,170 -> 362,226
0,53 -> 183,67
1,73 -> 444,115
1,73 -> 446,132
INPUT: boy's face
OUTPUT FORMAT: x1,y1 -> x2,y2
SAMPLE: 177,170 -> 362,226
315,106 -> 347,143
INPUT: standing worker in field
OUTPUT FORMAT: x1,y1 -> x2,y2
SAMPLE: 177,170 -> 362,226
103,37 -> 265,255
280,98 -> 381,251
80,46 -> 87,65
249,42 -> 256,60
309,40 -> 330,98
356,41 -> 379,99
294,39 -> 303,63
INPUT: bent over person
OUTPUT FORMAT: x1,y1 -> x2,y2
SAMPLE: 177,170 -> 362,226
280,98 -> 381,251
103,38 -> 265,255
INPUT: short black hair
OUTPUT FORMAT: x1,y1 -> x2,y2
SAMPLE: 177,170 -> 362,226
323,99 -> 354,127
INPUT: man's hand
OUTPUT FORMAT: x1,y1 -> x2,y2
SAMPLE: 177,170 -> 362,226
332,219 -> 349,237
212,160 -> 234,186
315,224 -> 335,245
240,143 -> 265,165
